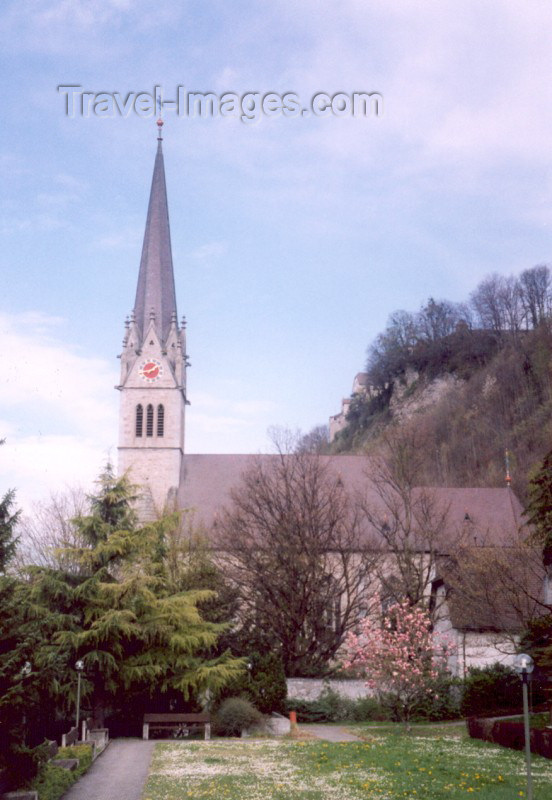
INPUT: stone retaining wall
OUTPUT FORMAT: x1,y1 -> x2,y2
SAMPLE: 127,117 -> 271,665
286,678 -> 372,701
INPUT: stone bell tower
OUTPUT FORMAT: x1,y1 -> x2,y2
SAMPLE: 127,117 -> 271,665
117,119 -> 189,517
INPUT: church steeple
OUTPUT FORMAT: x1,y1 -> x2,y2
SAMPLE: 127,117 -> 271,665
117,121 -> 187,519
133,118 -> 177,345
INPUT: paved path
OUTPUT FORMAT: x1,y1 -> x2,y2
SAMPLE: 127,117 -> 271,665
62,739 -> 155,800
302,724 -> 364,742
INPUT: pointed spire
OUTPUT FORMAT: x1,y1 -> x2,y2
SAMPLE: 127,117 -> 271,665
133,120 -> 177,345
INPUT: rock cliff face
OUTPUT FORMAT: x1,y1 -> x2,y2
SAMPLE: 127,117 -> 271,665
389,369 -> 460,424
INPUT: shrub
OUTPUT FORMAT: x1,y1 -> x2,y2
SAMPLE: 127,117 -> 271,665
460,663 -> 524,717
213,697 -> 263,737
287,689 -> 391,723
0,740 -> 50,792
286,687 -> 348,722
410,675 -> 462,721
31,744 -> 93,800
286,696 -> 331,723
286,682 -> 462,724
215,652 -> 287,715
347,696 -> 392,722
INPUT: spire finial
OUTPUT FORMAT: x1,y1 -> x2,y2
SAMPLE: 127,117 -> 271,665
157,97 -> 164,141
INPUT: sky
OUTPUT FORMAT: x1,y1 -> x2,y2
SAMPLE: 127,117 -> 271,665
0,0 -> 551,511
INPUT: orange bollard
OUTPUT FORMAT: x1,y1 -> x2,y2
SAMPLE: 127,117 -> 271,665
289,710 -> 297,725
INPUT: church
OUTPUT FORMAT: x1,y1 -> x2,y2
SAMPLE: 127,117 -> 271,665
115,120 -> 531,675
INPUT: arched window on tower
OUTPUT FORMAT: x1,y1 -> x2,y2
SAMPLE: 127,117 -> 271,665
135,404 -> 143,437
146,404 -> 154,437
157,404 -> 165,437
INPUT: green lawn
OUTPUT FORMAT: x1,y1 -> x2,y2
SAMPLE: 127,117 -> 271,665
142,732 -> 552,799
348,721 -> 467,737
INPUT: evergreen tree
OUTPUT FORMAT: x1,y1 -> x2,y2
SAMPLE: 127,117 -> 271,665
168,528 -> 240,637
0,488 -> 19,573
0,488 -> 60,791
525,449 -> 552,565
243,651 -> 287,714
520,616 -> 552,677
522,451 -> 552,709
29,466 -> 243,727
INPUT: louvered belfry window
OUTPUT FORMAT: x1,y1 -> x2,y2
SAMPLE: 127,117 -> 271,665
157,404 -> 165,437
135,404 -> 143,437
146,404 -> 154,437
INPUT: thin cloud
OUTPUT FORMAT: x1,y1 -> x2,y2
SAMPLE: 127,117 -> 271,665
0,312 -> 118,509
95,225 -> 143,250
0,433 -> 112,510
189,241 -> 228,262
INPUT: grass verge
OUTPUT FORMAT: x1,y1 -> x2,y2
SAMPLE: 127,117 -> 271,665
142,733 -> 552,799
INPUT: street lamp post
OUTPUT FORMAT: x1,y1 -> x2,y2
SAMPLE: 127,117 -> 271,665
20,661 -> 32,745
75,660 -> 84,736
513,653 -> 534,800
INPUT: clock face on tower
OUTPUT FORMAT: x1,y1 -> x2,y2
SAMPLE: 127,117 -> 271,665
138,359 -> 163,382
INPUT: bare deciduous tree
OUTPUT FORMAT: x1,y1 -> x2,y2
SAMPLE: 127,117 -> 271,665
15,487 -> 89,571
470,273 -> 508,333
497,275 -> 524,338
418,298 -> 463,342
216,444 -> 377,677
295,424 -> 330,454
439,536 -> 548,649
360,428 -> 452,610
520,264 -> 551,329
367,310 -> 419,387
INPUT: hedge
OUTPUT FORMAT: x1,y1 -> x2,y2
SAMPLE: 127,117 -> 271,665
30,744 -> 93,800
467,716 -> 552,759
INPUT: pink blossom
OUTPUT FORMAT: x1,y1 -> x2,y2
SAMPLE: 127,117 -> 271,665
343,596 -> 456,727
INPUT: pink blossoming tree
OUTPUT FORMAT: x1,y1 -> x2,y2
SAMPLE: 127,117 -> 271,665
344,599 -> 452,729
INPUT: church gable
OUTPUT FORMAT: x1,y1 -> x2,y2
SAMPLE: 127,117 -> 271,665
123,325 -> 179,391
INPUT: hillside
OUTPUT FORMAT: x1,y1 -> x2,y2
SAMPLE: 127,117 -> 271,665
329,269 -> 552,502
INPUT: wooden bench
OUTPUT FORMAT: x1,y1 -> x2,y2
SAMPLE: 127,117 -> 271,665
142,713 -> 211,740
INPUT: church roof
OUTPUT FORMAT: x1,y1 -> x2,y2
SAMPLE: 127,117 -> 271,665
133,123 -> 178,344
178,453 -> 525,549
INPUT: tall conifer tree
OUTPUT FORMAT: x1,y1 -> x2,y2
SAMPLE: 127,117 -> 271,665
29,466 -> 243,725
525,449 -> 552,566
